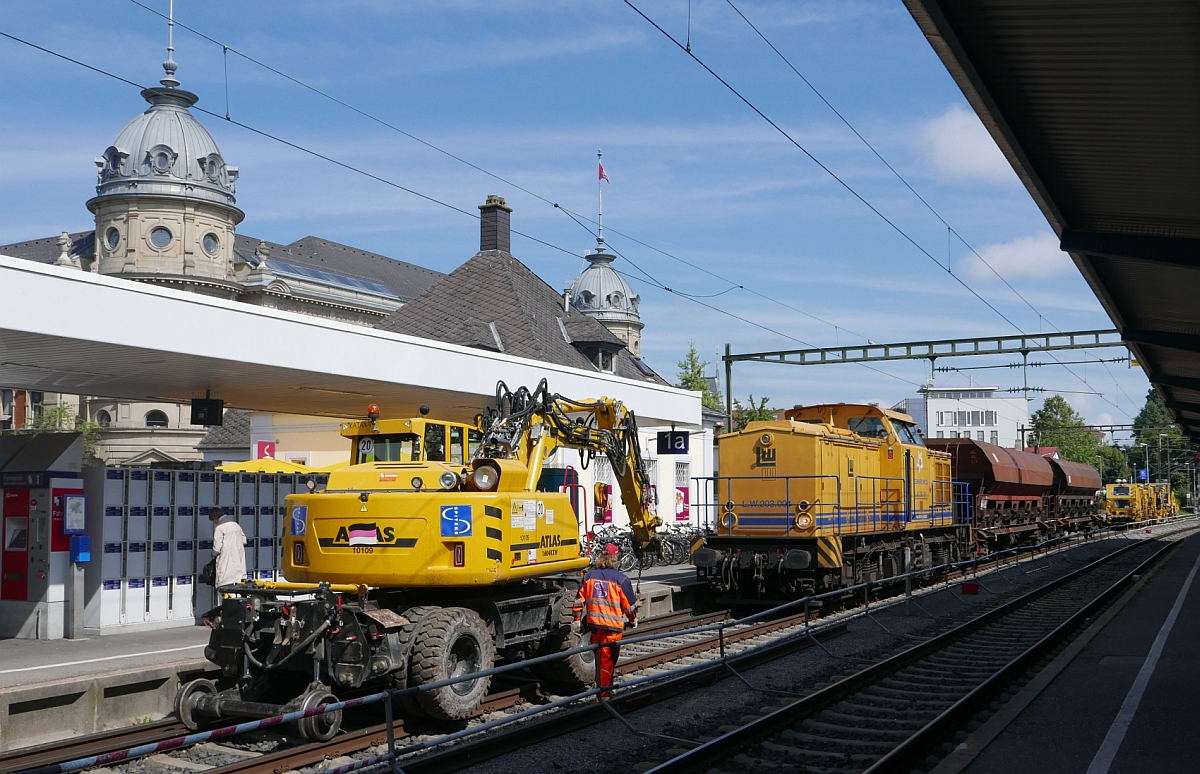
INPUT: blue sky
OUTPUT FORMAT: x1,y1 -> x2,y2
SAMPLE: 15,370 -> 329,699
0,0 -> 1151,430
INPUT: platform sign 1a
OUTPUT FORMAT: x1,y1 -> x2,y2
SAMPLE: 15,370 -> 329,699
1138,468 -> 1149,482
657,431 -> 689,455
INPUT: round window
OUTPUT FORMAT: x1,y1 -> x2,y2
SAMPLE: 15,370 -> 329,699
105,227 -> 120,250
154,151 -> 172,171
202,233 -> 220,256
149,227 -> 173,249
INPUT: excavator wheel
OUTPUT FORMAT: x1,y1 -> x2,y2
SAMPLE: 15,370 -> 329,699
408,607 -> 494,720
532,591 -> 594,692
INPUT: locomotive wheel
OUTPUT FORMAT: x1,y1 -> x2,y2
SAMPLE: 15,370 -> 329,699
409,607 -> 494,720
296,688 -> 342,742
174,678 -> 216,731
532,591 -> 594,692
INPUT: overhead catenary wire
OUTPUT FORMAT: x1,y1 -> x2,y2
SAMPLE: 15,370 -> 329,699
0,25 -> 1123,417
622,0 -> 1133,419
724,0 -> 1140,418
126,0 -> 878,347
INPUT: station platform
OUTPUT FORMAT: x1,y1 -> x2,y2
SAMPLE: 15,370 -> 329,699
942,531 -> 1200,774
0,623 -> 213,751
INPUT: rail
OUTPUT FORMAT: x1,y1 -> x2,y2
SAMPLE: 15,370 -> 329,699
21,514 -> 1194,774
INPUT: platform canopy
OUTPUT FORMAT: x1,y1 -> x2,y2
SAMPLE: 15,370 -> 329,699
905,1 -> 1200,440
0,256 -> 700,427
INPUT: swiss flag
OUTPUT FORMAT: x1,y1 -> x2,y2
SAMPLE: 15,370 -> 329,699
599,162 -> 610,183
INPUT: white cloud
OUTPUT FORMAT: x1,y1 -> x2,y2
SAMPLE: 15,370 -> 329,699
917,104 -> 1015,185
960,232 -> 1073,283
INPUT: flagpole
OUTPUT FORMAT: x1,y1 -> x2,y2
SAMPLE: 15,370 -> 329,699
597,148 -> 604,253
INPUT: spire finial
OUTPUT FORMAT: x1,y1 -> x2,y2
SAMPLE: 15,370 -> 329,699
596,148 -> 605,254
161,0 -> 180,88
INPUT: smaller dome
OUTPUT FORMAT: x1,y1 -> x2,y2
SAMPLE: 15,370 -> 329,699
569,251 -> 641,324
88,87 -> 241,215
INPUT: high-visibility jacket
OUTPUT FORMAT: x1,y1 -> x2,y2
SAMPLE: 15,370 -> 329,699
573,568 -> 638,632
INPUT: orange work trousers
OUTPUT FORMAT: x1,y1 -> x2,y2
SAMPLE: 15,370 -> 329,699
590,628 -> 623,692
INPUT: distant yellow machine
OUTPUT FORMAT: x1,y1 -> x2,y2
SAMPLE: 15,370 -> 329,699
1105,482 -> 1178,523
692,404 -> 958,600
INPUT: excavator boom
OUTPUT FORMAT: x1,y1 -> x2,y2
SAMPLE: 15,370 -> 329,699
475,380 -> 662,555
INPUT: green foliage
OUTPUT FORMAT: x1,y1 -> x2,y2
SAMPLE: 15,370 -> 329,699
1132,388 -> 1182,445
733,395 -> 774,431
28,403 -> 101,457
1097,444 -> 1130,484
675,342 -> 724,411
1030,394 -> 1103,469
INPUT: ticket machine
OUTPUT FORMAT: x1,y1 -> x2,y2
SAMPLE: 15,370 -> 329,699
0,433 -> 84,639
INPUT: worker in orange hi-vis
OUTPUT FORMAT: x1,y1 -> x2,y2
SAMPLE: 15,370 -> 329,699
572,543 -> 639,697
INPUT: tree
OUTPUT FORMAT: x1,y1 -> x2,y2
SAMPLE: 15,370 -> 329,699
27,402 -> 101,458
1029,394 -> 1102,468
1132,388 -> 1182,445
676,342 -> 723,411
733,395 -> 774,431
1097,444 -> 1130,484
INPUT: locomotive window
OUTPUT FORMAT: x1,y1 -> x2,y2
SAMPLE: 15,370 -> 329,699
890,420 -> 925,446
355,433 -> 420,464
847,417 -> 888,439
449,425 -> 465,464
424,423 -> 447,462
1112,485 -> 1131,496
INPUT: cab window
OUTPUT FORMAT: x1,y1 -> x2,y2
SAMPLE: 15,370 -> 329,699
891,420 -> 925,446
356,433 -> 420,464
1113,485 -> 1131,496
424,423 -> 447,462
468,429 -> 484,459
449,425 -> 465,464
846,416 -> 888,439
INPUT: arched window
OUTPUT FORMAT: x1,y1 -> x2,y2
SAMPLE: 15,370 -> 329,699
96,410 -> 111,428
145,410 -> 169,428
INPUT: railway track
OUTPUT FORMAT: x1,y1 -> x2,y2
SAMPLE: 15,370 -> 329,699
641,533 -> 1184,774
9,521 -> 1183,774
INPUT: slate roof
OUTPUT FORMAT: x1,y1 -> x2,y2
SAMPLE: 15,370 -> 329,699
233,235 -> 442,303
0,231 -> 94,263
0,231 -> 442,303
375,249 -> 668,385
196,410 -> 252,449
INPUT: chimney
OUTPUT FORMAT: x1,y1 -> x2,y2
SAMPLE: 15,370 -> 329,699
478,195 -> 512,252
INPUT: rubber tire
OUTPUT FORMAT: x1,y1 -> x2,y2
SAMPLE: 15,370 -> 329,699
532,592 -> 594,693
408,607 -> 494,720
296,688 -> 342,742
174,678 -> 217,731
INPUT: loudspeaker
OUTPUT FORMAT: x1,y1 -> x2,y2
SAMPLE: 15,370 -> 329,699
190,398 -> 224,426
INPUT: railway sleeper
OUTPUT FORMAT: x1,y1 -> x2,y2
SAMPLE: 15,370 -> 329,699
884,675 -> 976,692
760,738 -> 875,765
837,694 -> 945,712
819,708 -> 932,729
777,729 -> 896,753
864,684 -> 960,702
800,719 -> 911,742
902,664 -> 995,679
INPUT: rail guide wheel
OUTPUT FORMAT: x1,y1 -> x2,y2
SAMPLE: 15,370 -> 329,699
296,688 -> 342,742
175,678 -> 217,732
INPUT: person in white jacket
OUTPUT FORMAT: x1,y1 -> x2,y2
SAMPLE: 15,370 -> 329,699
209,506 -> 247,589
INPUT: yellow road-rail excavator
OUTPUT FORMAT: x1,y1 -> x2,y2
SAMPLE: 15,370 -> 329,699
177,381 -> 660,739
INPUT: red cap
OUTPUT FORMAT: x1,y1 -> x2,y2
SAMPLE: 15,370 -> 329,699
604,543 -> 620,556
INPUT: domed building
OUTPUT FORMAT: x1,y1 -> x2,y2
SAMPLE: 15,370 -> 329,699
0,48 -> 441,463
568,238 -> 644,359
88,72 -> 243,289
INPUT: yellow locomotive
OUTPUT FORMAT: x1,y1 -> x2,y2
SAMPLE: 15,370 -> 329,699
692,404 -> 960,601
1104,482 -> 1178,524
